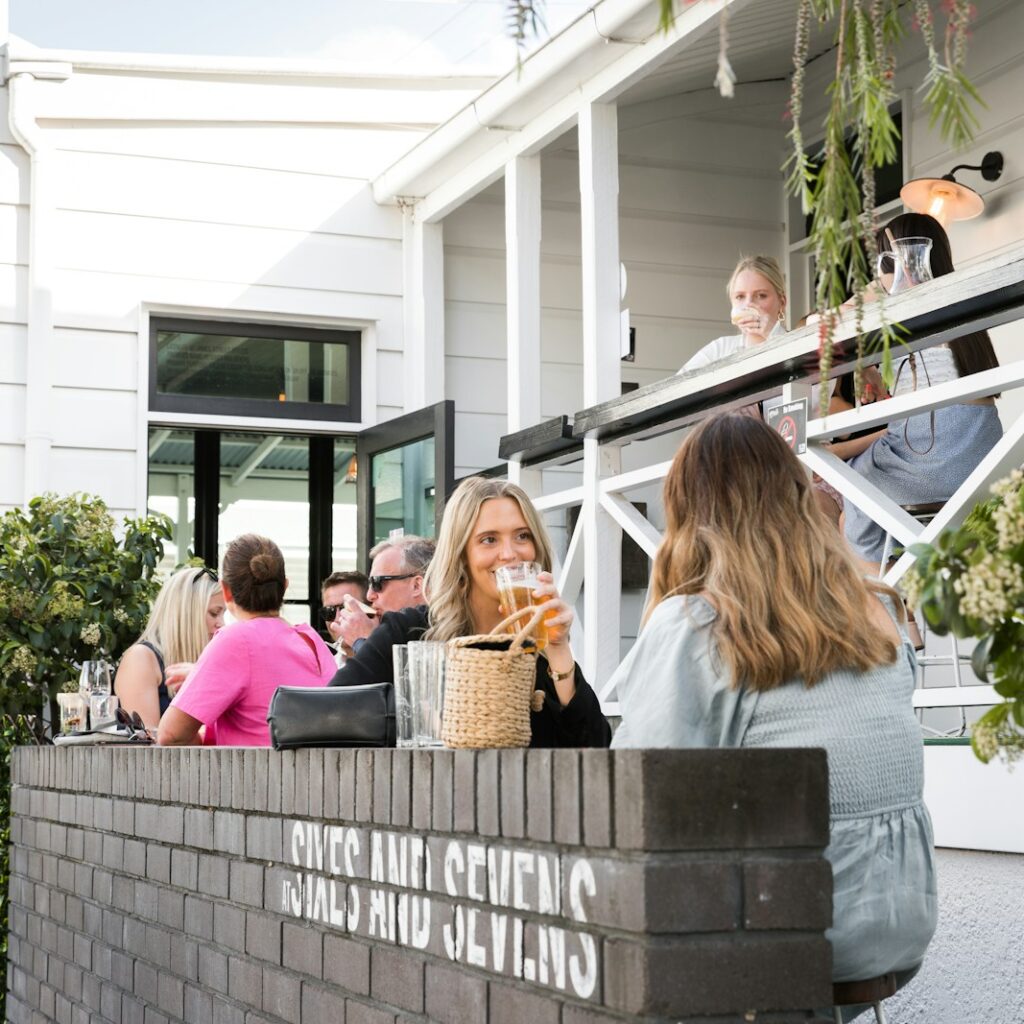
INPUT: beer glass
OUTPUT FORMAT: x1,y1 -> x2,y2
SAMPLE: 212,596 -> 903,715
407,641 -> 445,748
392,645 -> 415,748
495,562 -> 551,650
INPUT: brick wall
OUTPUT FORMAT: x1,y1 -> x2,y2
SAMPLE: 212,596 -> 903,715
6,747 -> 834,1024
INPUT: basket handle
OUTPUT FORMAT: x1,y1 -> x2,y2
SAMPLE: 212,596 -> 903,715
488,604 -> 547,653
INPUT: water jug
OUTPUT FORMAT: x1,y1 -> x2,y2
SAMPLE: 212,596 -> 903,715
876,237 -> 933,294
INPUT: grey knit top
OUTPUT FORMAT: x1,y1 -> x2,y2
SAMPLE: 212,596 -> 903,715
611,593 -> 937,982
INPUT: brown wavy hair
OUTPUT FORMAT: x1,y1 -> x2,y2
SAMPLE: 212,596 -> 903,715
647,414 -> 902,690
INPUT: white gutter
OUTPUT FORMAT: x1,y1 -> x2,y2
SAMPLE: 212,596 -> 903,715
373,0 -> 661,204
3,36 -> 496,84
6,58 -> 72,503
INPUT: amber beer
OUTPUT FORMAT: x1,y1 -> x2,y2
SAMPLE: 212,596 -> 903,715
495,562 -> 552,651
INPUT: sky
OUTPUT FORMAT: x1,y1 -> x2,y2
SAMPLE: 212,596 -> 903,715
9,0 -> 595,73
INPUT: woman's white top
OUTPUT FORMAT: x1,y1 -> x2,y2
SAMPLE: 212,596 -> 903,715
679,320 -> 787,374
891,345 -> 958,396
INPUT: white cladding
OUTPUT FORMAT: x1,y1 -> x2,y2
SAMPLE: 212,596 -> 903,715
0,55 -> 489,518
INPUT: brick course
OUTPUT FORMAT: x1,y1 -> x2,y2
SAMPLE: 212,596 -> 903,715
7,746 -> 833,1023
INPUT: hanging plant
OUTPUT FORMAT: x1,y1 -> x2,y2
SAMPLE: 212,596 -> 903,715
787,0 -> 982,412
508,0 -> 985,408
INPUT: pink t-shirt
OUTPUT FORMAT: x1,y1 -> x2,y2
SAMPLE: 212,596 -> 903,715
172,617 -> 333,746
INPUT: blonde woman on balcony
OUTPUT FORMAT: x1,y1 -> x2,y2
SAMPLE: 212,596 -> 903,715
610,414 -> 936,997
679,254 -> 788,372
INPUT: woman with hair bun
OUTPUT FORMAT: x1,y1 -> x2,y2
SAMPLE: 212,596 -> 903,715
158,534 -> 334,746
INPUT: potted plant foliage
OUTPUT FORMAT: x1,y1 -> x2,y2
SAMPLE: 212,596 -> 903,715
904,471 -> 1024,766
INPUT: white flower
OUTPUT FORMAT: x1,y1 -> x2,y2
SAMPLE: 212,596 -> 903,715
952,554 -> 1024,627
79,622 -> 102,646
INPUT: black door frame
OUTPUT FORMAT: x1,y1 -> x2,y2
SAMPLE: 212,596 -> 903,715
355,401 -> 455,569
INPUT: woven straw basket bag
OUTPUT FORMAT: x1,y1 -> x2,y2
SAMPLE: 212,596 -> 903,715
441,606 -> 547,749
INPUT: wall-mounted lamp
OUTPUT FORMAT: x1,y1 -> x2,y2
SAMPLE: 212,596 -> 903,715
343,454 -> 358,484
900,151 -> 1003,228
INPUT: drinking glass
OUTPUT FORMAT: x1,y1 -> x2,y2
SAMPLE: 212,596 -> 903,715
89,693 -> 120,729
494,562 -> 551,650
57,693 -> 87,734
407,641 -> 446,748
392,645 -> 415,749
79,659 -> 113,697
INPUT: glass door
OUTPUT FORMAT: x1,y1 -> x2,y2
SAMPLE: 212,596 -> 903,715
355,402 -> 454,565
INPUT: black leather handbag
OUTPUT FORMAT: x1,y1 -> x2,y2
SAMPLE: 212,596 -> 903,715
266,682 -> 395,750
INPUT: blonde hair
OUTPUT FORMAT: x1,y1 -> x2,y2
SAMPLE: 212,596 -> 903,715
423,477 -> 554,641
137,566 -> 220,665
648,414 -> 901,690
727,255 -> 787,322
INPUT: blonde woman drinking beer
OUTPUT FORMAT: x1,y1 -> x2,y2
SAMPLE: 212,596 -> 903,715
329,477 -> 610,748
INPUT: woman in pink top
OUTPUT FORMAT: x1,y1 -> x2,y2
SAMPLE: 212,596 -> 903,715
157,534 -> 334,747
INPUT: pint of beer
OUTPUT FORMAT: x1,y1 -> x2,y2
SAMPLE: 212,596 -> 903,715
495,562 -> 551,650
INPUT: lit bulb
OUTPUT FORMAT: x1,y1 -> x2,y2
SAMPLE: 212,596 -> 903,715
927,187 -> 952,227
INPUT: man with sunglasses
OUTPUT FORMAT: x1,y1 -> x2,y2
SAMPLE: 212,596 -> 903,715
320,570 -> 370,664
333,535 -> 435,655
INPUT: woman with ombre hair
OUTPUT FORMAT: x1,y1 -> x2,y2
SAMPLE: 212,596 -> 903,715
115,565 -> 225,729
330,477 -> 610,748
610,413 -> 935,998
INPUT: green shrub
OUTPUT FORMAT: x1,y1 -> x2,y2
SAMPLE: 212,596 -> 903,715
0,493 -> 171,1014
0,493 -> 172,723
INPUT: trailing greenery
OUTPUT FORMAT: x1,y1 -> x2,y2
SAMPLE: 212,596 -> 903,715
1,715 -> 35,1023
903,471 -> 1024,766
0,493 -> 172,732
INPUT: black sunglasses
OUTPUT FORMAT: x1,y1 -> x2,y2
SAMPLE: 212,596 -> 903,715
320,604 -> 345,622
368,572 -> 417,593
192,566 -> 218,585
115,707 -> 153,742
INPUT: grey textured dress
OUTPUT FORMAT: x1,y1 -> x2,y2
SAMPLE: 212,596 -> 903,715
610,594 -> 937,983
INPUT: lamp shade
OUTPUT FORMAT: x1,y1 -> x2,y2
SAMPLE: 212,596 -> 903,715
900,176 -> 985,227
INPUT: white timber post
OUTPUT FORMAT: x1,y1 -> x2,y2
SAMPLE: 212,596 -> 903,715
505,153 -> 543,496
579,102 -> 622,689
402,205 -> 445,412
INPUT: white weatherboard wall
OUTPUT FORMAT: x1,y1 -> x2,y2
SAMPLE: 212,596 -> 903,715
0,52 -> 489,519
444,85 -> 788,479
443,83 -> 787,647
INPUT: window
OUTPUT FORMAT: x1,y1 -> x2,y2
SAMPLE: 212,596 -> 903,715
149,318 -> 361,421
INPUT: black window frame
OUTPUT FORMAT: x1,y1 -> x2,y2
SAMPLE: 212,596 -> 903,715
149,316 -> 362,422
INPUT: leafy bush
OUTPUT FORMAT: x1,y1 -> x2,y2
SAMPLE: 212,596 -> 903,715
0,493 -> 172,725
0,494 -> 170,1015
905,470 -> 1024,765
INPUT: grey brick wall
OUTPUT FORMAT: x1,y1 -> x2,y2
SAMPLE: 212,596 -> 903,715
6,746 -> 833,1024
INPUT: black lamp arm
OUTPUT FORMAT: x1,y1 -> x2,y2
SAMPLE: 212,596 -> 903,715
945,151 -> 1004,182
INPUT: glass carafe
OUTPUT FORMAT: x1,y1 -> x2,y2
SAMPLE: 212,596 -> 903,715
877,237 -> 934,294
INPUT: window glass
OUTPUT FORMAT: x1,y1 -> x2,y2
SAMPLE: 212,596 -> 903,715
147,428 -> 195,574
218,432 -> 311,621
332,440 -> 359,570
150,318 -> 360,421
371,437 -> 435,546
